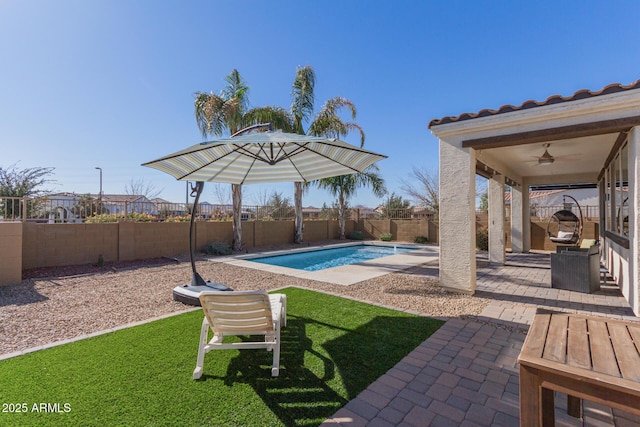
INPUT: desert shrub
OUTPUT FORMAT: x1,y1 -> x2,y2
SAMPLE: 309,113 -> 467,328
414,235 -> 428,244
202,242 -> 232,256
379,232 -> 393,242
164,215 -> 191,222
85,212 -> 156,223
476,227 -> 489,251
347,230 -> 364,240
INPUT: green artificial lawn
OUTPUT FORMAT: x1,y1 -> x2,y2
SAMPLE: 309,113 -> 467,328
0,288 -> 444,427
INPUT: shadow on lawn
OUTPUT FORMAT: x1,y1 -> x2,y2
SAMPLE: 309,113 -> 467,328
201,314 -> 439,427
217,317 -> 344,426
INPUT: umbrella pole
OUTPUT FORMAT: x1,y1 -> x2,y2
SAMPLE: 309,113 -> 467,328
189,181 -> 207,286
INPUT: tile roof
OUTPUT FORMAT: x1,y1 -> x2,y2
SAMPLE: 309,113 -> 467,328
429,79 -> 640,128
504,189 -> 563,202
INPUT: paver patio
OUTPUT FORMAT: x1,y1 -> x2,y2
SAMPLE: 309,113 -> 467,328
323,252 -> 640,427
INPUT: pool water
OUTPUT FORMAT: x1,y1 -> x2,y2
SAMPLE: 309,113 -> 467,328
250,245 -> 416,271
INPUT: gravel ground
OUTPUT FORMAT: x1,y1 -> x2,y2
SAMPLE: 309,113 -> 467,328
0,242 -> 491,357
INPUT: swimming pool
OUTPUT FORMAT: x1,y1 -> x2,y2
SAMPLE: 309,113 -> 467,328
250,244 -> 417,271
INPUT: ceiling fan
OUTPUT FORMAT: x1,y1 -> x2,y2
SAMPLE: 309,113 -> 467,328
522,143 -> 581,167
538,143 -> 555,166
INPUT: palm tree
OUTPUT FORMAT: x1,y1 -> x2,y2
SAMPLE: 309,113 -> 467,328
246,66 -> 368,243
194,69 -> 248,251
315,165 -> 387,239
289,66 -> 316,244
238,65 -> 378,242
194,70 -> 291,251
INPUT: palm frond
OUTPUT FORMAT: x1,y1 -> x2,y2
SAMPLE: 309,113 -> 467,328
313,165 -> 386,201
291,65 -> 316,133
355,165 -> 387,198
322,96 -> 356,119
308,97 -> 365,146
308,114 -> 345,138
194,92 -> 226,137
243,107 -> 293,132
223,69 -> 250,112
344,122 -> 365,147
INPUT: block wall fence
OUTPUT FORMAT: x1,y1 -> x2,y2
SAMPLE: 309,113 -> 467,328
0,218 -> 598,286
0,219 -> 434,285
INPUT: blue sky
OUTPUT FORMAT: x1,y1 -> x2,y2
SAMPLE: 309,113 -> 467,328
2,1 -> 639,208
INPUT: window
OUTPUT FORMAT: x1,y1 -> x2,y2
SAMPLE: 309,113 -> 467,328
619,143 -> 629,236
603,140 -> 629,238
612,153 -> 619,233
606,161 -> 613,231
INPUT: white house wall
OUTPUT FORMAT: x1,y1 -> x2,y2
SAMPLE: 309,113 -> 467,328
627,126 -> 640,314
439,138 -> 476,293
510,184 -> 524,253
489,174 -> 506,264
606,240 -> 630,305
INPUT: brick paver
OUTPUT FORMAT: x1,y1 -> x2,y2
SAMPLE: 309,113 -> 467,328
322,252 -> 639,426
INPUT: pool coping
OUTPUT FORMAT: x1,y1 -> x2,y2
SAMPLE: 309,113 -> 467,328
207,242 -> 439,285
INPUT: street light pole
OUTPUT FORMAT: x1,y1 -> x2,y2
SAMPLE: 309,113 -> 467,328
96,166 -> 102,199
95,167 -> 103,214
95,167 -> 103,198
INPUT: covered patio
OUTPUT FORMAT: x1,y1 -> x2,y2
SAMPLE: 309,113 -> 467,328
428,80 -> 640,316
324,251 -> 638,426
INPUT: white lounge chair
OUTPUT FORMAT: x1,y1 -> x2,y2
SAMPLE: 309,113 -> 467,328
193,290 -> 287,379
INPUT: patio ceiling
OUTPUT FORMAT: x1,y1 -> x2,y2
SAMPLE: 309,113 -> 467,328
475,132 -> 619,185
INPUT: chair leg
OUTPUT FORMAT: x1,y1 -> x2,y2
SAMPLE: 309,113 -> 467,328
271,347 -> 280,377
281,295 -> 287,327
193,318 -> 210,380
271,319 -> 281,377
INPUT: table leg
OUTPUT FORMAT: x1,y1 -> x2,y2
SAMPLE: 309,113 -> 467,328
567,395 -> 581,418
520,365 -> 554,426
541,387 -> 555,426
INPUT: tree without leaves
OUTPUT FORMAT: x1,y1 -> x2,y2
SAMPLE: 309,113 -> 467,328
210,183 -> 231,206
248,188 -> 270,207
124,178 -> 162,200
400,167 -> 439,218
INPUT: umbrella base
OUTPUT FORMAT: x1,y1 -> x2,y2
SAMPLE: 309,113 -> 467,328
172,281 -> 233,306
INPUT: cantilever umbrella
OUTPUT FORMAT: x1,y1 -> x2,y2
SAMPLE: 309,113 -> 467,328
142,127 -> 387,304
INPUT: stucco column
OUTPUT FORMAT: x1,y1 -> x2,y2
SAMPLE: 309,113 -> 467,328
439,139 -> 476,294
510,184 -> 524,253
488,173 -> 506,264
628,126 -> 640,315
522,179 -> 531,252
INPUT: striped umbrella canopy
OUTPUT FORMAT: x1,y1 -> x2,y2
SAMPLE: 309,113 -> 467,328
142,130 -> 387,184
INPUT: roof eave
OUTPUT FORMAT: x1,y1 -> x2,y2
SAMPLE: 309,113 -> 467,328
429,87 -> 640,141
428,80 -> 640,129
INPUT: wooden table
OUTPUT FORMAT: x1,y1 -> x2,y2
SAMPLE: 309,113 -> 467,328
518,309 -> 640,426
